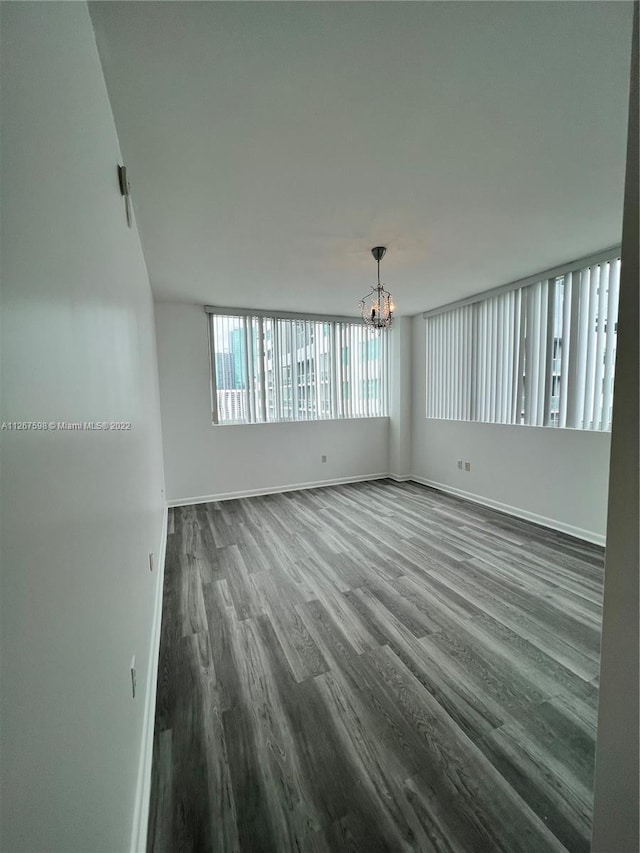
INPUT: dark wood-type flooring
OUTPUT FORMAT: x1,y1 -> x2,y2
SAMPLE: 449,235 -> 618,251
148,479 -> 604,853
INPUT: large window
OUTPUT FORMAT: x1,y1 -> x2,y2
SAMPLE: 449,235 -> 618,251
425,250 -> 621,431
208,309 -> 389,424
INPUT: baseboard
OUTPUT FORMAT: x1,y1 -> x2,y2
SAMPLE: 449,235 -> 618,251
168,469 -> 604,542
409,476 -> 606,547
130,505 -> 169,853
166,472 -> 391,507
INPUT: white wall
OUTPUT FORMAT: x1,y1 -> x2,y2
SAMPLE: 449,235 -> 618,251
410,316 -> 611,543
156,300 -> 611,541
0,5 -> 165,852
155,302 -> 390,503
592,5 -> 638,848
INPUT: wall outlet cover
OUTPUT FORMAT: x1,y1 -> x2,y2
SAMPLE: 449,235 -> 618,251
465,461 -> 471,471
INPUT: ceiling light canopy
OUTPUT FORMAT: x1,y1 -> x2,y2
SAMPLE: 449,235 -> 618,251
360,246 -> 394,330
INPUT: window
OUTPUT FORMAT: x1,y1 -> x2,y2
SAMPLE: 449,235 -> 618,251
208,310 -> 389,424
425,250 -> 621,431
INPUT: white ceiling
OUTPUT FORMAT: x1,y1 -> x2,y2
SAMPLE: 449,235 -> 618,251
90,1 -> 633,316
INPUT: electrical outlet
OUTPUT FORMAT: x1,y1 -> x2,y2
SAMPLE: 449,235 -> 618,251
464,461 -> 471,472
457,460 -> 463,469
321,455 -> 327,463
149,552 -> 154,572
130,657 -> 137,699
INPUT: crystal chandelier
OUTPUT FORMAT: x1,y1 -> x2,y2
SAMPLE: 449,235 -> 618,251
360,246 -> 395,330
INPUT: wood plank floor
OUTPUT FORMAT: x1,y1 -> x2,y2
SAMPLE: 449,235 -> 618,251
147,480 -> 604,853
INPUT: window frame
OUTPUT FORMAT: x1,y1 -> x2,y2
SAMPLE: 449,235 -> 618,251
423,246 -> 621,432
206,306 -> 390,426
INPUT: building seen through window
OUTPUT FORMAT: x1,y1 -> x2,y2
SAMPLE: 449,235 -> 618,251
210,314 -> 389,424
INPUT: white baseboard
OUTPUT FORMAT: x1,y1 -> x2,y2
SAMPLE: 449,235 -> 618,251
409,476 -> 605,547
130,505 -> 169,853
166,472 -> 391,507
168,472 -> 603,545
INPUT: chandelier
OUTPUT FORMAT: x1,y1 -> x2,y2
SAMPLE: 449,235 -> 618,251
360,246 -> 395,330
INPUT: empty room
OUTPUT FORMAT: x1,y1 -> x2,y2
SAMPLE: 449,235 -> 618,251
1,2 -> 638,853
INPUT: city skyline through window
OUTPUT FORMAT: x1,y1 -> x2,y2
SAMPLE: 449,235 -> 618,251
210,313 -> 389,424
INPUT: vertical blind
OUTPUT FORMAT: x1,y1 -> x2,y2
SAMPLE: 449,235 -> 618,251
208,312 -> 389,424
426,253 -> 621,430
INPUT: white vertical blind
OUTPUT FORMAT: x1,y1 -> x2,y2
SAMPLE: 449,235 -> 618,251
601,258 -> 621,431
582,265 -> 599,429
515,290 -> 526,424
542,280 -> 555,427
559,275 -> 572,429
209,312 -> 389,424
592,263 -> 609,430
425,252 -> 621,431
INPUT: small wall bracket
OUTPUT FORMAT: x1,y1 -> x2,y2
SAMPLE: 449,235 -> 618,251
117,164 -> 132,228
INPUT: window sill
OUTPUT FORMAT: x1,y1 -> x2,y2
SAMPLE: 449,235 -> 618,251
211,415 -> 390,427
